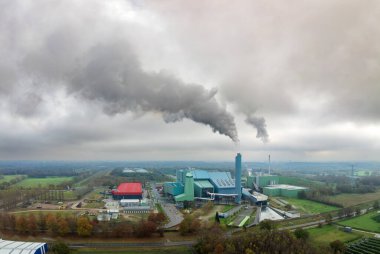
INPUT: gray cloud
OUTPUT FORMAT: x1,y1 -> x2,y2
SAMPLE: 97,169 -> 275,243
148,0 -> 380,123
0,0 -> 380,160
0,0 -> 238,142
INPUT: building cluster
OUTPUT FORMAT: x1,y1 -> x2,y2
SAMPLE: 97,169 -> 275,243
110,182 -> 151,213
163,153 -> 243,205
162,153 -> 308,207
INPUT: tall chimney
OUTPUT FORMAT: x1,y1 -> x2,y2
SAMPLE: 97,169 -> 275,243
235,153 -> 242,204
268,154 -> 271,175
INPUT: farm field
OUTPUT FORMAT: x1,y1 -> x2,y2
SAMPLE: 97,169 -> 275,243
338,211 -> 380,233
0,175 -> 25,184
346,238 -> 380,254
327,189 -> 380,207
14,176 -> 74,188
282,197 -> 339,214
307,225 -> 365,247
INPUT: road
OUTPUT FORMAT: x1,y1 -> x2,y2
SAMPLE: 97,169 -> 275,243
151,183 -> 184,228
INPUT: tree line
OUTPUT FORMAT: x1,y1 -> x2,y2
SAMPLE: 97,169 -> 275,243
194,221 -> 324,254
0,212 -> 166,238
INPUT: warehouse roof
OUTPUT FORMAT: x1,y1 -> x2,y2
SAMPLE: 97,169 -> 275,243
0,239 -> 47,254
265,184 -> 308,190
209,172 -> 235,188
192,170 -> 210,179
112,182 -> 142,195
194,180 -> 214,189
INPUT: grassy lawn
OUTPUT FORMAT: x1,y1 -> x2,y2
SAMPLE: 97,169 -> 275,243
0,175 -> 25,184
14,177 -> 74,188
337,211 -> 380,233
327,189 -> 380,207
356,170 -> 372,176
307,225 -> 365,247
73,246 -> 192,254
222,205 -> 234,213
11,210 -> 81,216
282,197 -> 339,214
276,215 -> 324,228
63,190 -> 78,200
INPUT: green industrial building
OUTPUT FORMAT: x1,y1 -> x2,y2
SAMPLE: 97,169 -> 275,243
174,172 -> 194,202
263,184 -> 308,198
247,175 -> 279,188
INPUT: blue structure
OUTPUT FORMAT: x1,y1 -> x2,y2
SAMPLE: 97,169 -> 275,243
164,154 -> 244,203
177,170 -> 236,196
235,153 -> 242,204
163,182 -> 184,196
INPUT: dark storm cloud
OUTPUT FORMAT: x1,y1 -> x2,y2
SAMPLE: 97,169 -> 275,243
0,0 -> 238,142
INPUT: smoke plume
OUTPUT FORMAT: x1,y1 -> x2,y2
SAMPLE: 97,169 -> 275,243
68,42 -> 238,142
0,1 -> 238,142
245,115 -> 269,143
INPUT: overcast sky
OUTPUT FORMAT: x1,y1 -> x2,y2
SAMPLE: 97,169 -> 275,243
1,0 -> 380,161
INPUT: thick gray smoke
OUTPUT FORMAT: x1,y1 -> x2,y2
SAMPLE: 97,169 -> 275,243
70,43 -> 239,142
245,115 -> 269,143
0,1 -> 239,143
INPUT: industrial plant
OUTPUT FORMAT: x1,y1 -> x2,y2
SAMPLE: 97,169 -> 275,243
101,152 -> 309,225
161,153 -> 309,223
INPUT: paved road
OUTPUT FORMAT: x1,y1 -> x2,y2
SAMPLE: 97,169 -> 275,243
151,183 -> 184,229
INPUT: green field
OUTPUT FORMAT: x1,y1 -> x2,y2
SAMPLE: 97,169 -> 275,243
15,177 -> 74,188
307,225 -> 365,247
0,175 -> 25,184
338,211 -> 380,233
11,210 -> 80,217
63,190 -> 77,200
327,189 -> 380,207
356,170 -> 372,176
282,197 -> 339,214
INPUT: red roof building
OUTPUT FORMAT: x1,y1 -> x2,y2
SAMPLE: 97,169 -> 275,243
112,182 -> 143,199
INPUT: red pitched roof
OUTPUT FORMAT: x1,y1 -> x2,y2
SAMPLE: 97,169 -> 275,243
112,182 -> 142,195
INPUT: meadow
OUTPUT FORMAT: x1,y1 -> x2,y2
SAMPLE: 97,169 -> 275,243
282,197 -> 339,214
338,211 -> 380,233
0,175 -> 25,183
307,225 -> 365,247
14,176 -> 74,188
327,189 -> 380,207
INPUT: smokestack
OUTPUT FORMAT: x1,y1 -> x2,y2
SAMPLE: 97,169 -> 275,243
235,153 -> 242,204
268,154 -> 271,175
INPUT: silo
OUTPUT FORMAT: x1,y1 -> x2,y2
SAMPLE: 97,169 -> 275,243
184,172 -> 194,200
